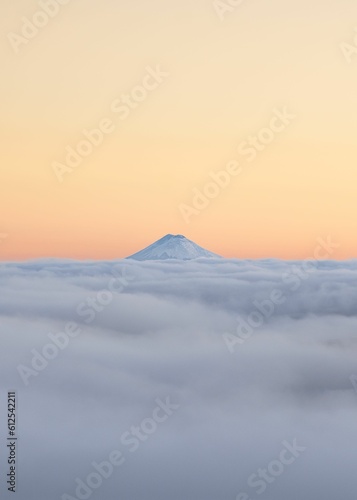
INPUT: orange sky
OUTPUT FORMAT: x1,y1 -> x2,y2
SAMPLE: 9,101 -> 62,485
1,0 -> 357,261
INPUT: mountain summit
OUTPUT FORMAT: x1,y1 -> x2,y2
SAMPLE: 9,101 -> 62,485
127,234 -> 221,261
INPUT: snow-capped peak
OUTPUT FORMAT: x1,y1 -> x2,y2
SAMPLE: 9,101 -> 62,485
126,234 -> 221,261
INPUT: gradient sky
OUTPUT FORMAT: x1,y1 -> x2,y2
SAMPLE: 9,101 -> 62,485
1,0 -> 356,260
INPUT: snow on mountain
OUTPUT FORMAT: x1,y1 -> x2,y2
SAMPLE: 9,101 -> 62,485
126,234 -> 221,261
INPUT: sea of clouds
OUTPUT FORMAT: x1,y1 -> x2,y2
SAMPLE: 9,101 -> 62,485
1,257 -> 357,500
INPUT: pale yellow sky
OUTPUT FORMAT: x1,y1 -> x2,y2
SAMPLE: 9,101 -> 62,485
1,0 -> 356,260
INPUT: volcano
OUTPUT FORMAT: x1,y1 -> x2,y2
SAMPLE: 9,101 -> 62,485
126,234 -> 221,261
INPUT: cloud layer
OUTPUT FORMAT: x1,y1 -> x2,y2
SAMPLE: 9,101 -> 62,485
1,257 -> 357,500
